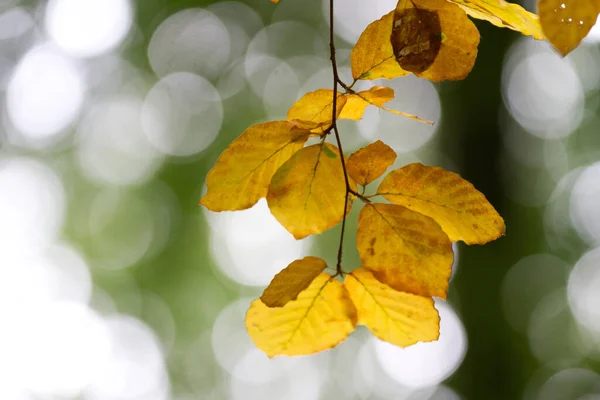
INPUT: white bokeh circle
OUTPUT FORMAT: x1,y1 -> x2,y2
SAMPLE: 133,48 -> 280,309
205,200 -> 313,287
570,162 -> 600,245
6,44 -> 85,143
142,72 -> 223,157
147,8 -> 231,80
373,301 -> 467,388
502,38 -> 583,139
45,0 -> 132,57
568,247 -> 600,335
0,157 -> 65,256
85,315 -> 170,400
77,95 -> 163,186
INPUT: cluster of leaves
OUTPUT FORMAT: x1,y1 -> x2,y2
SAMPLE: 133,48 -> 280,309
200,0 -> 594,357
273,0 -> 599,57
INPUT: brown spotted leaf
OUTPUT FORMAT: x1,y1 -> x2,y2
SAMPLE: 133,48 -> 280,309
357,203 -> 453,298
392,0 -> 443,73
377,163 -> 505,244
539,0 -> 600,56
392,0 -> 481,81
351,11 -> 412,80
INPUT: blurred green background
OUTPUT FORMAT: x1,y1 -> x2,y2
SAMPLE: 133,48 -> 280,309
1,0 -> 600,399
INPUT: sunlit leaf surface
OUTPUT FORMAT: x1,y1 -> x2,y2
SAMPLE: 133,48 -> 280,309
377,163 -> 505,244
246,273 -> 357,357
346,140 -> 397,186
345,268 -> 440,346
357,203 -> 453,298
200,121 -> 310,211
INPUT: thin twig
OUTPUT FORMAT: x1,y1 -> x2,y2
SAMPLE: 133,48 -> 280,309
349,188 -> 371,203
328,0 -> 350,277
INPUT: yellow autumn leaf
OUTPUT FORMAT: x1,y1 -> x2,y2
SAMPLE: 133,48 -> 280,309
538,0 -> 600,56
339,86 -> 395,120
293,86 -> 431,124
377,163 -> 505,244
357,203 -> 453,298
246,273 -> 357,357
200,121 -> 311,211
350,11 -> 411,80
391,0 -> 481,81
447,0 -> 544,39
344,268 -> 440,346
287,89 -> 347,129
287,119 -> 330,131
267,142 -> 356,239
260,256 -> 327,307
345,86 -> 434,124
346,140 -> 397,186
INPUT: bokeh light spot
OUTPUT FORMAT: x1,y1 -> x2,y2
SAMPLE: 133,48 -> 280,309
373,301 -> 466,388
570,162 -> 600,245
147,8 -> 231,80
502,38 -> 583,139
77,95 -> 163,186
206,199 -> 312,287
0,157 -> 65,256
142,72 -> 223,157
6,44 -> 85,143
568,247 -> 600,336
85,315 -> 170,400
45,0 -> 132,57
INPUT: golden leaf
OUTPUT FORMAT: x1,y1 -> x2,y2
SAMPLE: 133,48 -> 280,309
339,86 -> 395,120
287,89 -> 347,130
344,268 -> 440,346
539,0 -> 600,56
357,203 -> 453,298
346,140 -> 397,186
267,142 -> 356,239
260,256 -> 328,307
392,0 -> 481,81
246,273 -> 357,357
350,11 -> 412,80
344,86 -> 433,124
294,86 -> 431,124
287,119 -> 330,131
447,0 -> 544,39
200,121 -> 310,211
377,163 -> 505,244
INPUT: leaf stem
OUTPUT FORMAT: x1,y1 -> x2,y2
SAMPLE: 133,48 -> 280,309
328,0 -> 350,277
349,188 -> 371,203
338,80 -> 353,92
